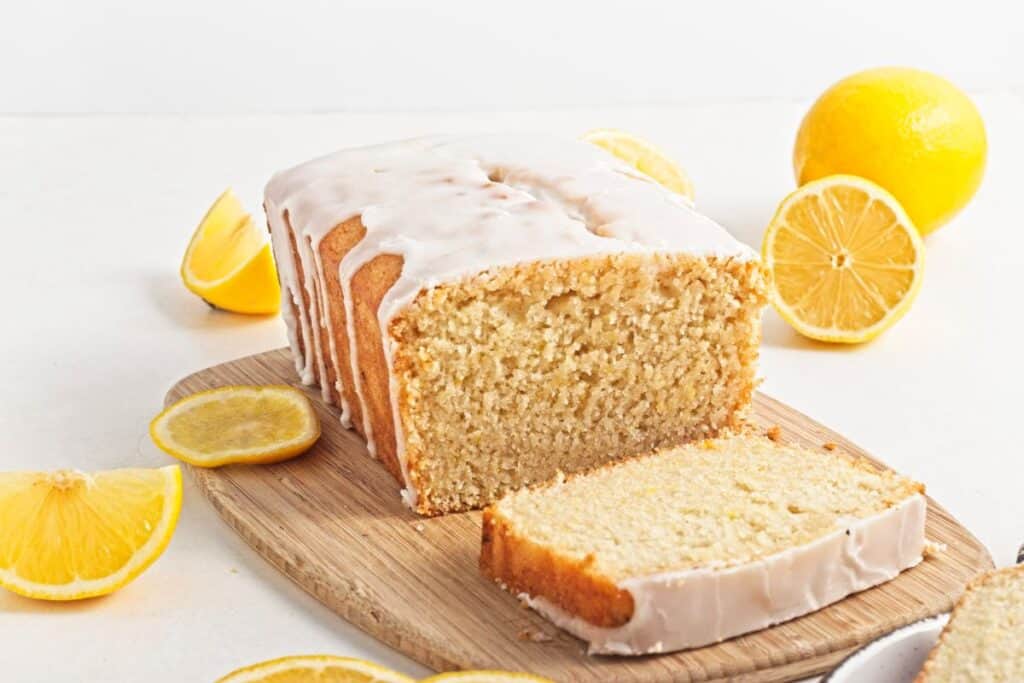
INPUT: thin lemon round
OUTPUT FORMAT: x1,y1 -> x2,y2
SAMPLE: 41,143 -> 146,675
151,385 -> 321,467
421,673 -> 555,683
794,67 -> 986,235
182,189 -> 281,314
762,175 -> 925,344
0,465 -> 182,600
215,655 -> 415,683
582,128 -> 694,198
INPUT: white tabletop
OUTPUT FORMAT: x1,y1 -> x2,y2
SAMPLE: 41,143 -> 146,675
2,95 -> 1022,682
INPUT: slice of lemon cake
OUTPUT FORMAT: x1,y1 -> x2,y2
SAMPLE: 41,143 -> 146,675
265,135 -> 767,515
480,433 -> 926,655
915,565 -> 1024,682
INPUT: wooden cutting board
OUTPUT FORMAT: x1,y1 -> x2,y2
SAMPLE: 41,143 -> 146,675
167,349 -> 992,683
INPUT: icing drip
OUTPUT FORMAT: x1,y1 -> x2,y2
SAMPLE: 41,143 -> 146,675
264,134 -> 757,506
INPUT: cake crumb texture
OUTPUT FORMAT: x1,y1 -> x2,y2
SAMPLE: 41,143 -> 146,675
393,253 -> 765,514
916,564 -> 1024,682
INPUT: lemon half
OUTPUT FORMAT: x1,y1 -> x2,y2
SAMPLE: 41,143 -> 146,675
762,175 -> 924,343
215,655 -> 415,683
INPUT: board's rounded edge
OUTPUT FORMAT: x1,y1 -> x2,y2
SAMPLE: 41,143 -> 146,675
185,461 -> 466,675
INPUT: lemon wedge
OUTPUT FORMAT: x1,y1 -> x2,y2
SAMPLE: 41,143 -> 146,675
151,385 -> 320,467
582,128 -> 694,198
0,465 -> 182,600
181,189 -> 281,314
762,175 -> 924,343
421,673 -> 555,683
215,655 -> 415,683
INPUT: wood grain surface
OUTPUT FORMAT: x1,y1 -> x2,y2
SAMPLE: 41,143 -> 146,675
167,348 -> 993,682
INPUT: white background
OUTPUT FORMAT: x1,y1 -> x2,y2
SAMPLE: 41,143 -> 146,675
2,0 -> 1022,113
1,2 -> 1023,682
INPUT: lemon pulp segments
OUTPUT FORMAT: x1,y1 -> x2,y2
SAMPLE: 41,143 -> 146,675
0,465 -> 182,600
582,129 -> 694,198
215,655 -> 416,683
151,385 -> 321,467
763,175 -> 924,343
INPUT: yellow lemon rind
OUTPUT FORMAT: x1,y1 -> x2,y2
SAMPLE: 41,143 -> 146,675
0,465 -> 183,601
793,67 -> 987,235
581,128 -> 694,199
762,174 -> 925,344
181,189 -> 281,315
150,385 -> 321,468
215,654 -> 416,683
190,243 -> 281,315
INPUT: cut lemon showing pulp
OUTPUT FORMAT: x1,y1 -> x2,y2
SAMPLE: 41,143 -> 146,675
421,673 -> 555,683
762,175 -> 924,343
582,128 -> 694,198
215,655 -> 415,683
182,189 -> 281,315
0,465 -> 182,600
151,385 -> 320,467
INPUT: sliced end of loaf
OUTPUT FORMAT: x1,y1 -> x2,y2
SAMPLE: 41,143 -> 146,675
393,253 -> 767,514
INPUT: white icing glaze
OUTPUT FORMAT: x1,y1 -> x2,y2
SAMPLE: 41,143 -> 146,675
521,493 -> 928,656
264,135 -> 756,506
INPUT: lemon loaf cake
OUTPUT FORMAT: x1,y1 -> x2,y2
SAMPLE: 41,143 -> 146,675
264,135 -> 767,515
915,565 -> 1024,682
481,433 -> 927,654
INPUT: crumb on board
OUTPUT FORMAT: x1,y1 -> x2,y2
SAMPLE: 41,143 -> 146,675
823,441 -> 837,451
518,628 -> 554,643
413,522 -> 426,533
766,425 -> 782,442
229,568 -> 239,574
923,540 -> 947,559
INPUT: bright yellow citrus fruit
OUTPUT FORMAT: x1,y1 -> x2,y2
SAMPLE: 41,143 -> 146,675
151,385 -> 321,467
215,655 -> 415,683
182,189 -> 281,314
0,465 -> 182,600
582,128 -> 694,198
762,175 -> 925,343
794,67 -> 986,235
421,673 -> 555,683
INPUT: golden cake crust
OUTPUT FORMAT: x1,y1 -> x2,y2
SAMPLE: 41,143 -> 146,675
481,503 -> 636,628
480,432 -> 926,648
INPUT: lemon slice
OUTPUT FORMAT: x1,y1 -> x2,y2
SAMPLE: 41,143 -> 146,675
0,465 -> 182,600
182,189 -> 281,315
151,385 -> 321,467
762,175 -> 925,343
215,655 -> 415,683
420,673 -> 555,683
582,128 -> 694,198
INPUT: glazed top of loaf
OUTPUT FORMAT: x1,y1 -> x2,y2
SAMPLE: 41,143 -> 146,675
264,134 -> 756,328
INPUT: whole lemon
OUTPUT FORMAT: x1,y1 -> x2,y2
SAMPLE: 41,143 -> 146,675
794,67 -> 986,235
